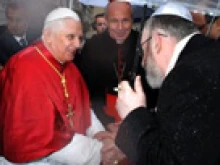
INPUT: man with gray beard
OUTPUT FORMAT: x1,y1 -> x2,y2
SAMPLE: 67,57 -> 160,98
115,2 -> 220,165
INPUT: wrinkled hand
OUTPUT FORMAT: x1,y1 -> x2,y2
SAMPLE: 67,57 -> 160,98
106,122 -> 120,139
107,122 -> 120,132
94,122 -> 120,141
94,131 -> 113,141
116,76 -> 146,119
101,137 -> 126,165
94,123 -> 126,165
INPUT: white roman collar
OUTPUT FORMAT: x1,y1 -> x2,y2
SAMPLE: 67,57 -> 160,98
165,32 -> 200,76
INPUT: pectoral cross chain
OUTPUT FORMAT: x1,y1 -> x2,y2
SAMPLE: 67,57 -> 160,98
34,46 -> 75,128
61,76 -> 69,98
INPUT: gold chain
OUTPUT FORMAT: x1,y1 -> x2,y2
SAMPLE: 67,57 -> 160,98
34,46 -> 75,128
34,46 -> 69,99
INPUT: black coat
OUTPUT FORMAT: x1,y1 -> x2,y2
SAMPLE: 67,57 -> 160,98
0,30 -> 35,65
116,34 -> 220,165
76,30 -> 158,126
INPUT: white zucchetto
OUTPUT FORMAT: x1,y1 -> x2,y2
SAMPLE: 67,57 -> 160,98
152,2 -> 193,22
44,7 -> 80,26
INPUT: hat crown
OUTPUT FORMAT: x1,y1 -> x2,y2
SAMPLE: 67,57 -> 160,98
152,2 -> 193,22
44,7 -> 80,25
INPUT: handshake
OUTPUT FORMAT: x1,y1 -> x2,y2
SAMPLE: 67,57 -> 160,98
94,122 -> 129,165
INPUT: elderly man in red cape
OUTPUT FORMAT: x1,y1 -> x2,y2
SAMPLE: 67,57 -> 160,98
0,7 -> 125,165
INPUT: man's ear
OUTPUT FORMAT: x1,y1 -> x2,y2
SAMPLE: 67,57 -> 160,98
152,33 -> 162,55
42,29 -> 52,44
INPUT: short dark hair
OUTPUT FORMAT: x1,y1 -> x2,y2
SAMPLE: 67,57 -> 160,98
92,13 -> 105,30
5,2 -> 27,15
95,13 -> 105,20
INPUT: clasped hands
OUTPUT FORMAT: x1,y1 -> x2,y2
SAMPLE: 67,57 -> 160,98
94,76 -> 146,164
94,122 -> 126,165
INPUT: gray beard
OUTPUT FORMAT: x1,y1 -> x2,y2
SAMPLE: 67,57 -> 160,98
145,55 -> 164,89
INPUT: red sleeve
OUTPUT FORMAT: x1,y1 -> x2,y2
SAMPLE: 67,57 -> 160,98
0,51 -> 73,162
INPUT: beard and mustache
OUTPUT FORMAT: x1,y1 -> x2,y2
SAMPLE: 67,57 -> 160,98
143,44 -> 164,89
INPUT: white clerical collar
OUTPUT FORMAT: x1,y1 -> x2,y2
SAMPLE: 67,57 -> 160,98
165,32 -> 200,76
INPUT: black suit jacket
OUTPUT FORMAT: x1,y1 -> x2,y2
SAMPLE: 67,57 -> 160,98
0,30 -> 35,65
76,30 -> 158,126
116,34 -> 220,165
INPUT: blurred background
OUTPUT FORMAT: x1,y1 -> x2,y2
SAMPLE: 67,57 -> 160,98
0,0 -> 154,38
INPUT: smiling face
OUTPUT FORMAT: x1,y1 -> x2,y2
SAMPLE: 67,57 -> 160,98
43,18 -> 84,63
106,2 -> 133,43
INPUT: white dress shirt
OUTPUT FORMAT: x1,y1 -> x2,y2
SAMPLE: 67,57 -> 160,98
165,32 -> 200,76
14,35 -> 28,47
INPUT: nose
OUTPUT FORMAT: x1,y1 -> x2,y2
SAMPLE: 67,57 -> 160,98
118,21 -> 123,29
73,37 -> 83,49
9,20 -> 17,28
101,24 -> 106,28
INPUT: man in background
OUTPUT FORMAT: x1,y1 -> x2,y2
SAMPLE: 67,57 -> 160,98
92,13 -> 107,34
192,12 -> 220,40
77,1 -> 157,127
0,2 -> 35,66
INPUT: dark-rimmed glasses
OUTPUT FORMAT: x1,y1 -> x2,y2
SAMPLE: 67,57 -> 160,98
141,36 -> 152,46
141,33 -> 168,46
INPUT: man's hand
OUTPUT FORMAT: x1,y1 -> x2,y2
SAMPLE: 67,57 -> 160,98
94,123 -> 127,165
116,76 -> 146,119
101,137 -> 126,165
